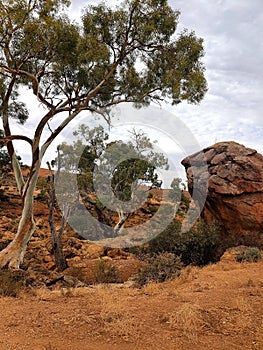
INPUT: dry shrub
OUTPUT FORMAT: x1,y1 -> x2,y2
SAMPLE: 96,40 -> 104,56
236,247 -> 262,263
134,252 -> 183,287
234,296 -> 253,333
0,269 -> 28,297
201,303 -> 257,337
141,281 -> 165,296
175,265 -> 200,286
94,258 -> 119,284
167,303 -> 205,343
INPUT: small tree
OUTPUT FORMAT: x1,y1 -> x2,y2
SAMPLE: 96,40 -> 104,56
169,177 -> 190,215
0,0 -> 207,268
46,158 -> 69,272
56,125 -> 114,231
57,126 -> 168,235
101,129 -> 168,234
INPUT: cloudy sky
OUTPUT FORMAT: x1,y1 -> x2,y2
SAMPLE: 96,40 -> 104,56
64,0 -> 263,154
173,0 -> 263,154
7,0 -> 263,182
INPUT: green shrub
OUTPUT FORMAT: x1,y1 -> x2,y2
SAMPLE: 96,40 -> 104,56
147,219 -> 220,266
147,192 -> 153,199
0,241 -> 10,251
0,188 -> 8,201
236,247 -> 262,263
36,177 -> 49,200
94,258 -> 119,284
134,252 -> 183,287
0,270 -> 27,297
148,205 -> 158,214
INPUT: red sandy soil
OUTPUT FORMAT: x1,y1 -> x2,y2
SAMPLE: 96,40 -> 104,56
0,170 -> 262,350
0,256 -> 262,350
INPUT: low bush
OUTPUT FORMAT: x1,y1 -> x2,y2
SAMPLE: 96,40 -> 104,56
94,258 -> 119,284
236,247 -> 262,263
147,219 -> 221,266
0,188 -> 8,201
0,270 -> 27,297
134,252 -> 183,287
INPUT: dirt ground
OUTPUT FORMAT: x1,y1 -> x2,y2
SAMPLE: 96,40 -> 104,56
1,172 -> 262,350
0,257 -> 262,350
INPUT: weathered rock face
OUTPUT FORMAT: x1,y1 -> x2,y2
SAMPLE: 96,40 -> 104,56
181,141 -> 263,237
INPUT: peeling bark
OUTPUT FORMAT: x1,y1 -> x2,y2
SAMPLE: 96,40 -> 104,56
0,162 -> 40,269
114,210 -> 131,236
0,217 -> 35,269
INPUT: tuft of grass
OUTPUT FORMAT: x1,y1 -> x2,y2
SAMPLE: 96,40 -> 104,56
236,247 -> 262,263
96,286 -> 141,342
0,270 -> 27,297
166,303 -> 205,343
60,286 -> 73,297
44,343 -> 58,350
94,258 -> 119,284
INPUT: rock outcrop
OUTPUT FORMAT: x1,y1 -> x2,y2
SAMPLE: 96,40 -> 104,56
182,141 -> 263,238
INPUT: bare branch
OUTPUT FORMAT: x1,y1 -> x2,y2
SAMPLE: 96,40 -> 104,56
0,135 -> 33,145
0,65 -> 54,109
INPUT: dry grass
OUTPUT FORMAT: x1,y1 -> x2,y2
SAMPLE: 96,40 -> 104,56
0,259 -> 263,350
173,264 -> 201,285
96,285 -> 142,342
164,303 -> 206,343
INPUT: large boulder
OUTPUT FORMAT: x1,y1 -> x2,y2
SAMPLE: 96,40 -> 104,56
181,141 -> 263,238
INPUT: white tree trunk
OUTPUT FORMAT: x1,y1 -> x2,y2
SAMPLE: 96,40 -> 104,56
114,209 -> 131,236
0,163 -> 40,269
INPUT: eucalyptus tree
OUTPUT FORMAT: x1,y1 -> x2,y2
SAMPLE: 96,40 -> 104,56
58,125 -> 168,235
101,129 -> 168,234
0,0 -> 207,268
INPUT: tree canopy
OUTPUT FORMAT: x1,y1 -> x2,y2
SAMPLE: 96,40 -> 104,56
0,0 -> 207,181
0,0 -> 207,269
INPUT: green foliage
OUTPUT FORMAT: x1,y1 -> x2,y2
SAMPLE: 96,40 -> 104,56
147,192 -> 153,199
96,128 -> 168,201
169,177 -> 190,215
94,258 -> 119,284
36,177 -> 49,200
1,0 -> 207,121
57,126 -> 168,228
236,247 -> 262,263
169,177 -> 185,200
0,188 -> 8,201
0,270 -> 27,297
147,219 -> 220,266
134,252 -> 183,287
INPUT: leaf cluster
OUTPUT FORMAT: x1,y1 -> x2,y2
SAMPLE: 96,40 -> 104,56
134,252 -> 183,287
57,125 -> 168,203
0,0 -> 207,120
147,219 -> 221,266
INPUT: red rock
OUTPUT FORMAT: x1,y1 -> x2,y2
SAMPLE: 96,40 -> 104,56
181,141 -> 263,238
